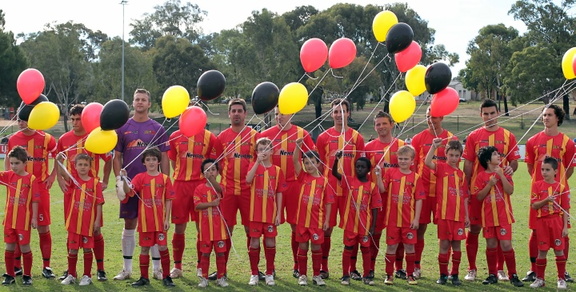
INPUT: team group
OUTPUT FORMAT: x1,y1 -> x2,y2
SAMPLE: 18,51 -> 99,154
0,88 -> 574,289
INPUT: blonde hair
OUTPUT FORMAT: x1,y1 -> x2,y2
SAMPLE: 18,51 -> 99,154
397,145 -> 415,158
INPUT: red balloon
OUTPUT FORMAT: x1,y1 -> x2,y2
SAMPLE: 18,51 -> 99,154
179,106 -> 207,137
81,102 -> 104,133
430,87 -> 459,117
394,41 -> 422,72
300,38 -> 328,73
328,38 -> 357,69
17,68 -> 45,105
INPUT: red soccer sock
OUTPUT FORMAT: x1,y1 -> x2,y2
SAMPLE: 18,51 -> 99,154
171,233 -> 185,270
322,236 -> 331,272
503,249 -> 517,276
4,250 -> 15,277
22,251 -> 32,277
557,255 -> 567,280
264,246 -> 276,275
385,253 -> 395,276
94,233 -> 105,271
196,238 -> 201,269
312,250 -> 322,276
536,258 -> 546,279
248,247 -> 260,275
564,236 -> 570,259
68,253 -> 78,278
160,249 -> 170,278
200,253 -> 210,278
406,252 -> 416,276
216,252 -> 227,279
370,233 -> 382,272
350,244 -> 359,272
13,244 -> 21,270
83,251 -> 93,277
39,231 -> 52,268
529,231 -> 538,271
451,251 -> 462,276
438,253 -> 449,275
291,232 -> 298,270
395,243 -> 405,270
139,254 -> 150,279
298,248 -> 308,276
415,239 -> 424,269
486,248 -> 498,275
497,244 -> 505,271
342,247 -> 352,276
360,246 -> 371,277
466,232 -> 479,270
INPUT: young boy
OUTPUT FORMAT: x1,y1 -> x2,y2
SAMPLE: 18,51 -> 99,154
245,137 -> 286,286
382,145 -> 425,285
529,157 -> 570,289
332,151 -> 382,286
425,138 -> 469,286
292,138 -> 333,286
194,159 -> 229,288
0,146 -> 39,286
121,148 -> 175,287
56,153 -> 104,286
472,146 -> 523,287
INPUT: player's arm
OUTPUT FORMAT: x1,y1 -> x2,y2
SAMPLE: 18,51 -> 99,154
94,204 -> 102,231
275,192 -> 283,226
246,162 -> 259,185
531,194 -> 554,210
411,199 -> 422,230
113,150 -> 122,177
508,159 -> 518,173
164,199 -> 172,231
476,176 -> 496,201
323,203 -> 332,231
293,138 -> 303,176
55,153 -> 71,182
374,166 -> 385,193
161,152 -> 170,177
31,201 -> 39,229
495,168 -> 514,194
566,167 -> 574,180
464,198 -> 470,228
370,208 -> 378,235
526,163 -> 534,177
101,158 -> 112,189
331,151 -> 342,181
464,159 -> 473,188
425,138 -> 443,170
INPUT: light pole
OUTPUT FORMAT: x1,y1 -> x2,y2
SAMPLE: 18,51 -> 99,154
120,0 -> 128,101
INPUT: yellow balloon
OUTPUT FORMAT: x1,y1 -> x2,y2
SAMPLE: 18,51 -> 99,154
85,127 -> 118,154
372,11 -> 398,42
389,90 -> 415,123
278,82 -> 308,115
28,102 -> 60,130
162,85 -> 190,118
561,47 -> 576,79
405,65 -> 427,96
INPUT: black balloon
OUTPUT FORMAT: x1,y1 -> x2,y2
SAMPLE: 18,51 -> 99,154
197,70 -> 226,101
17,94 -> 48,121
386,23 -> 414,54
425,62 -> 452,94
100,99 -> 130,130
251,82 -> 279,115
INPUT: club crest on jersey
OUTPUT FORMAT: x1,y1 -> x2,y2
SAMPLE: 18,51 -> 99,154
217,241 -> 225,248
500,228 -> 507,236
555,239 -> 562,246
457,228 -> 464,236
158,233 -> 165,241
406,232 -> 414,240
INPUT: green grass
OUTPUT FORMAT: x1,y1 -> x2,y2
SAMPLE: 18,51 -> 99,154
0,161 -> 575,291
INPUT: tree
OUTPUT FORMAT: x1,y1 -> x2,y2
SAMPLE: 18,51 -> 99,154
0,10 -> 28,108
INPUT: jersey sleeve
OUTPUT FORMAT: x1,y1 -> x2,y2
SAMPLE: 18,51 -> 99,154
31,176 -> 42,202
192,185 -> 203,208
530,182 -> 540,204
524,137 -> 535,165
370,184 -> 383,209
95,180 -> 105,205
564,139 -> 576,168
47,134 -> 57,154
507,133 -> 521,161
165,176 -> 175,200
414,174 -> 426,200
472,172 -> 487,197
168,131 -> 180,161
462,131 -> 477,161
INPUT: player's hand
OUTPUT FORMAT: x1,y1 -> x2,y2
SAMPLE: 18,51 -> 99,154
369,227 -> 375,236
335,150 -> 343,159
57,176 -> 68,193
257,152 -> 266,162
56,152 -> 66,162
546,196 -> 555,202
211,197 -> 221,207
374,165 -> 382,176
563,227 -> 569,237
45,176 -> 55,189
31,218 -> 37,229
432,138 -> 443,148
120,169 -> 127,177
275,215 -> 281,226
93,222 -> 101,233
164,220 -> 170,231
410,218 -> 419,230
503,165 -> 514,176
464,217 -> 470,228
101,181 -> 108,190
323,220 -> 329,231
296,138 -> 304,147
489,175 -> 498,186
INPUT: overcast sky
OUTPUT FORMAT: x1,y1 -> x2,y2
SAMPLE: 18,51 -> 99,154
3,0 -> 532,74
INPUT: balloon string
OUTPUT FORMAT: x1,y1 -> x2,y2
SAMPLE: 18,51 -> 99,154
0,114 -> 19,141
346,42 -> 381,97
122,118 -> 171,171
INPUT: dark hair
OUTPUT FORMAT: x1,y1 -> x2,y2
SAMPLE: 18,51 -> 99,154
201,158 -> 219,173
546,104 -> 565,126
480,99 -> 498,112
356,157 -> 372,171
374,110 -> 394,124
445,140 -> 463,154
543,157 -> 558,170
75,153 -> 93,163
331,98 -> 350,112
141,147 -> 162,163
134,88 -> 151,102
228,98 -> 247,112
303,150 -> 321,163
477,146 -> 498,170
8,146 -> 29,163
69,104 -> 85,116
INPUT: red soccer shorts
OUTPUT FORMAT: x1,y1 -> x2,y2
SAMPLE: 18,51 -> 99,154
139,231 -> 168,247
247,221 -> 277,238
343,230 -> 371,248
4,228 -> 31,245
483,224 -> 513,240
172,180 -> 203,224
295,226 -> 324,245
419,196 -> 436,224
437,219 -> 467,241
283,181 -> 300,225
67,232 -> 94,249
38,187 -> 51,226
199,240 -> 228,254
536,216 -> 565,251
386,225 -> 417,245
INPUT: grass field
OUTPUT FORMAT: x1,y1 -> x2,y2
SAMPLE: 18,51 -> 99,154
0,162 -> 575,291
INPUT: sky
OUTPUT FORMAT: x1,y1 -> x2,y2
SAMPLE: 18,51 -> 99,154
2,0 -> 530,75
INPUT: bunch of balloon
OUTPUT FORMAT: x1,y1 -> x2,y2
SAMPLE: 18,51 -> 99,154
328,38 -> 357,69
389,90 -> 416,123
426,62 -> 459,117
179,106 -> 207,137
562,47 -> 576,79
252,82 -> 279,115
300,38 -> 328,73
85,99 -> 130,154
15,69 -> 60,130
162,85 -> 190,118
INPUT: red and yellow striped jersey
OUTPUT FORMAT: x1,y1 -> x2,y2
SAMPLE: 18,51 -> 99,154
530,180 -> 570,218
193,183 -> 228,241
339,175 -> 382,235
217,127 -> 259,196
294,172 -> 333,229
434,162 -> 469,222
8,131 -> 57,182
65,175 -> 104,236
57,131 -> 111,178
248,163 -> 286,224
0,171 -> 40,230
169,129 -> 219,182
364,138 -> 405,181
525,132 -> 576,185
383,168 -> 426,228
130,173 -> 175,232
472,170 -> 515,227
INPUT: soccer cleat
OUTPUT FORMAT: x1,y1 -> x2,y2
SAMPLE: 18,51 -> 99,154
558,278 -> 568,289
464,269 -> 477,281
565,272 -> 574,283
153,269 -> 163,280
131,277 -> 150,287
162,276 -> 175,287
22,275 -> 32,285
207,271 -> 218,281
2,274 -> 15,285
248,274 -> 259,286
529,278 -> 545,288
437,274 -> 448,285
384,275 -> 394,285
319,270 -> 329,279
42,267 -> 56,278
258,271 -> 266,281
79,275 -> 92,286
350,270 -> 362,281
395,269 -> 407,279
170,268 -> 183,279
61,274 -> 76,285
265,274 -> 275,286
363,276 -> 375,285
522,270 -> 536,282
198,276 -> 208,288
497,270 -> 509,281
14,267 -> 22,276
340,275 -> 351,285
407,275 -> 418,285
298,275 -> 308,286
510,274 -> 524,287
59,270 -> 68,281
368,270 -> 375,279
292,269 -> 300,278
312,275 -> 326,286
216,277 -> 229,287
97,270 -> 107,281
413,267 -> 422,279
451,274 -> 462,286
113,270 -> 131,280
482,274 -> 498,285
